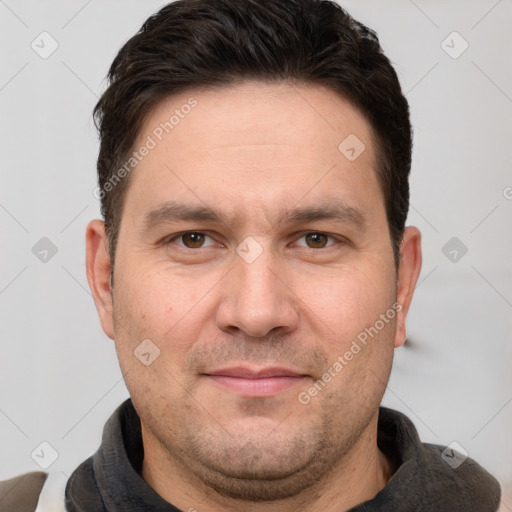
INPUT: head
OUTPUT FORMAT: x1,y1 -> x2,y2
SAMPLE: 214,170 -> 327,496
94,0 -> 412,276
86,0 -> 421,504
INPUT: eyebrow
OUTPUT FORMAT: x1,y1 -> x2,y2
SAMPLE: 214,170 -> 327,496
142,201 -> 222,232
281,204 -> 366,230
141,200 -> 367,232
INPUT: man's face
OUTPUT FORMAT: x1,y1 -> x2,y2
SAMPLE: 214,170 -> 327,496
90,81 -> 414,500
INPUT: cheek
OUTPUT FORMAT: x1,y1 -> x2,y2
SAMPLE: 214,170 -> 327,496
111,270 -> 207,411
112,267 -> 219,363
296,263 -> 395,346
297,269 -> 396,410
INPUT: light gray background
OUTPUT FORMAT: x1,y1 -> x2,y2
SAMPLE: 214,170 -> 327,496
1,1 -> 511,510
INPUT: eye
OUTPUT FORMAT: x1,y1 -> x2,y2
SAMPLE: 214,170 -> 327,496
295,232 -> 337,249
170,231 -> 215,249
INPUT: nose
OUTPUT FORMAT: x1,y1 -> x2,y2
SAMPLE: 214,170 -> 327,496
216,246 -> 299,338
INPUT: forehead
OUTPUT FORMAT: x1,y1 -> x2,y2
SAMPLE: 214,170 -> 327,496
122,81 -> 383,227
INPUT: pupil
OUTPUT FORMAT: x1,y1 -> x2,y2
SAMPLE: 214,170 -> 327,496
307,233 -> 327,248
184,232 -> 204,247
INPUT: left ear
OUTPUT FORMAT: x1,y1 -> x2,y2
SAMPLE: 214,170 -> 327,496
394,226 -> 422,348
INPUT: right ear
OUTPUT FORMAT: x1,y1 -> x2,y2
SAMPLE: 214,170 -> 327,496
85,219 -> 115,340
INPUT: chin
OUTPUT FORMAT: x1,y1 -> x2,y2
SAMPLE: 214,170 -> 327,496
193,445 -> 326,502
205,472 -> 319,502
180,420 -> 340,502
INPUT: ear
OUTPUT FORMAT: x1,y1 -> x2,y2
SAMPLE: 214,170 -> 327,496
86,219 -> 115,340
394,226 -> 422,348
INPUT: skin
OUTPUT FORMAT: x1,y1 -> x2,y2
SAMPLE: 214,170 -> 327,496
86,81 -> 422,512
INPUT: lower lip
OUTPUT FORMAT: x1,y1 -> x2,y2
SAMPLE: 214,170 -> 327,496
205,375 -> 306,397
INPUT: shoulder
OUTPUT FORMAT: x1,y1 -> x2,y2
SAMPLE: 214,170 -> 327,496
64,456 -> 106,512
0,471 -> 48,512
376,407 -> 502,511
422,442 -> 501,510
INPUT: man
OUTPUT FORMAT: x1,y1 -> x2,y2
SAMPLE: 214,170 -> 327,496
1,0 -> 500,510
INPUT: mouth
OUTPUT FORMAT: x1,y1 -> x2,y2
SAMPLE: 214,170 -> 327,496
203,366 -> 309,397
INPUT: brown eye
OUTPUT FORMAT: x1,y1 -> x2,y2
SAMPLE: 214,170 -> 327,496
305,232 -> 329,248
181,232 -> 205,248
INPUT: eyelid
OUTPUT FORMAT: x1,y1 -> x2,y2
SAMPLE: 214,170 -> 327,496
292,231 -> 346,248
165,231 -> 218,248
162,230 -> 346,249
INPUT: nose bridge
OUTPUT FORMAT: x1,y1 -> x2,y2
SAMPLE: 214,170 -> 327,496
216,241 -> 298,337
237,250 -> 278,306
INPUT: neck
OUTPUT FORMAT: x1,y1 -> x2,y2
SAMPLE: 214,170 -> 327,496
141,413 -> 394,512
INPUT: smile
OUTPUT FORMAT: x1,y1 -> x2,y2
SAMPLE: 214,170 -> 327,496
203,366 -> 308,397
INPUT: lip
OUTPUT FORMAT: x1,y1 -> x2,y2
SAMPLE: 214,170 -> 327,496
203,366 -> 308,397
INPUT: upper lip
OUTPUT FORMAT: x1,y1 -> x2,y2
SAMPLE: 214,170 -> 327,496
204,366 -> 307,379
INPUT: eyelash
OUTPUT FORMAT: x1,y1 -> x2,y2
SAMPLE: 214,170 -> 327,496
164,231 -> 344,249
166,231 -> 217,248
